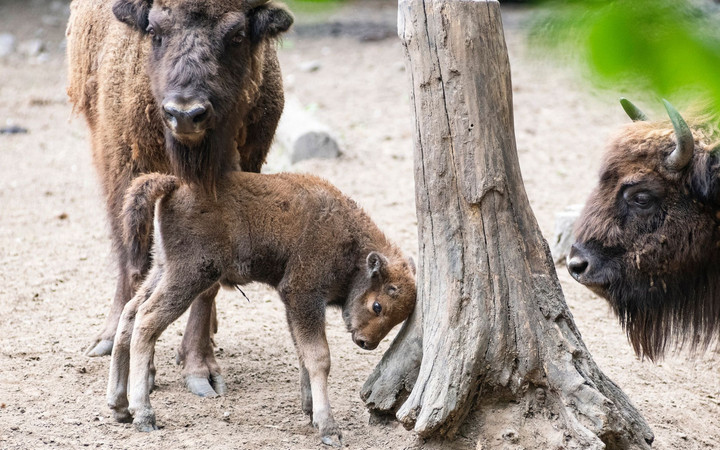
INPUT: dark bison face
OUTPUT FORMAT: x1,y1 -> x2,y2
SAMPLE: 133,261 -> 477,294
569,100 -> 720,359
112,0 -> 292,184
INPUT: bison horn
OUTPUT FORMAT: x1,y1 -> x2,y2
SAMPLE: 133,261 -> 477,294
663,99 -> 694,171
620,98 -> 649,122
247,0 -> 270,7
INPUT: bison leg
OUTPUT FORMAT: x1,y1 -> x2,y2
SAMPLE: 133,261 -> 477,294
299,365 -> 312,416
128,272 -> 218,432
285,301 -> 342,447
86,256 -> 134,357
176,284 -> 227,397
107,267 -> 161,423
285,310 -> 314,416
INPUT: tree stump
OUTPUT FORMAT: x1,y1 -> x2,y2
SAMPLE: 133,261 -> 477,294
360,1 -> 654,448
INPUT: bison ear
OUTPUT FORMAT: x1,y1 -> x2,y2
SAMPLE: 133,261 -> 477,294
248,3 -> 294,44
366,252 -> 389,280
112,0 -> 152,32
408,257 -> 416,275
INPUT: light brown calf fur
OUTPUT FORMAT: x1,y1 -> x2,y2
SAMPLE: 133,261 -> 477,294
107,172 -> 417,446
66,0 -> 291,397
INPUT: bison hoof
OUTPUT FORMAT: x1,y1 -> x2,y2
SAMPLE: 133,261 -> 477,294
210,374 -> 227,396
321,432 -> 342,448
85,339 -> 114,357
111,409 -> 133,424
186,374 -> 226,397
133,413 -> 158,432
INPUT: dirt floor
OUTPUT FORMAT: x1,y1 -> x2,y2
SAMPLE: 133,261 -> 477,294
1,0 -> 719,449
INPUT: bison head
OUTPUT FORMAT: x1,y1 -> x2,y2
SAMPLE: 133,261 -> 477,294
112,0 -> 293,187
343,251 -> 417,351
569,99 -> 720,360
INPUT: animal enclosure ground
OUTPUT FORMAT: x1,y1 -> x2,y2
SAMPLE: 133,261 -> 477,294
1,0 -> 719,449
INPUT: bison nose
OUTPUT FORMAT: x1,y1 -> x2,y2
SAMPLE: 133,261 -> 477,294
567,245 -> 589,280
356,338 -> 367,349
162,100 -> 213,137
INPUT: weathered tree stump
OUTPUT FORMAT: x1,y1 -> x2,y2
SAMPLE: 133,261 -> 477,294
361,1 -> 654,448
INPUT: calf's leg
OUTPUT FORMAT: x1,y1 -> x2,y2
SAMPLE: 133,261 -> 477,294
285,300 -> 341,447
128,278 -> 219,432
87,197 -> 222,394
287,314 -> 313,416
107,267 -> 161,422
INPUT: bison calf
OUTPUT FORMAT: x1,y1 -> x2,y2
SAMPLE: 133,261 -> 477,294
107,172 -> 417,446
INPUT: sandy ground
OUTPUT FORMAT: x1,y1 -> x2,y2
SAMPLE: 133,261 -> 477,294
1,0 -> 719,449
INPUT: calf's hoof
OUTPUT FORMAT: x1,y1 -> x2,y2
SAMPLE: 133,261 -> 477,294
186,374 -> 227,397
320,430 -> 343,448
315,417 -> 342,448
85,338 -> 114,357
133,412 -> 158,432
111,408 -> 133,424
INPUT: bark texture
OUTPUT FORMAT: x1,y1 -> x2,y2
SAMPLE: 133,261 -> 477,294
361,1 -> 654,448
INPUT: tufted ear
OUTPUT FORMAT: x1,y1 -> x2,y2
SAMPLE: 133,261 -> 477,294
248,3 -> 294,44
366,252 -> 389,280
408,257 -> 416,275
113,0 -> 153,32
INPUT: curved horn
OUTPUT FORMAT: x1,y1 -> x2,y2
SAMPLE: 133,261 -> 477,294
247,0 -> 270,7
620,98 -> 649,122
663,99 -> 694,171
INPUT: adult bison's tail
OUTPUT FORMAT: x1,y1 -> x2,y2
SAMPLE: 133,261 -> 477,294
122,173 -> 179,275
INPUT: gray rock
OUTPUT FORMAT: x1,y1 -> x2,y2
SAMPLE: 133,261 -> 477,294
550,204 -> 584,265
299,60 -> 321,73
0,33 -> 16,58
273,96 -> 341,166
20,39 -> 44,57
290,132 -> 340,164
41,15 -> 63,27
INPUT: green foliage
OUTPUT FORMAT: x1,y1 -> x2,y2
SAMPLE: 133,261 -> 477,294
284,0 -> 346,16
531,0 -> 720,111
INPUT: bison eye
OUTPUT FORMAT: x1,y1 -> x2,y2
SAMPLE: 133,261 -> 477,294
372,301 -> 382,315
622,186 -> 657,210
630,192 -> 653,209
230,31 -> 245,46
146,26 -> 162,46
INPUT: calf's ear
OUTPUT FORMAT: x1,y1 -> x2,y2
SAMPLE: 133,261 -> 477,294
408,257 -> 416,275
248,3 -> 294,44
113,0 -> 152,32
367,252 -> 389,280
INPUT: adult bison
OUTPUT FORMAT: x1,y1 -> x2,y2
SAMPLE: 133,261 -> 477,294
66,0 -> 292,396
568,99 -> 720,360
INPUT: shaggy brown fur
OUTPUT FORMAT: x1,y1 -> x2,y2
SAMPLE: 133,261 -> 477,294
570,114 -> 720,360
107,172 -> 417,445
66,0 -> 292,394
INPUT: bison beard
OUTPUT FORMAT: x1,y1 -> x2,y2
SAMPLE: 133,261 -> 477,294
165,127 -> 235,194
595,246 -> 720,361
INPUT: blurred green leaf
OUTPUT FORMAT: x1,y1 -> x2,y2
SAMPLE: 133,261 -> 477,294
531,0 -> 720,112
284,0 -> 345,17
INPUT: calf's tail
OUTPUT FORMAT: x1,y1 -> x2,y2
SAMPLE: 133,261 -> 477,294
122,173 -> 179,274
